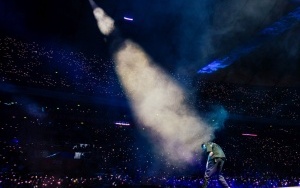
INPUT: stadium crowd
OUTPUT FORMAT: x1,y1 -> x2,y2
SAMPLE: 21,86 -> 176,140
0,36 -> 299,187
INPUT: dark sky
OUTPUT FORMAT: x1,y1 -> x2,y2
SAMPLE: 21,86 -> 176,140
1,0 -> 300,87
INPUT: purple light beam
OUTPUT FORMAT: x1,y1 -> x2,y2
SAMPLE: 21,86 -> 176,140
242,133 -> 258,137
124,17 -> 133,21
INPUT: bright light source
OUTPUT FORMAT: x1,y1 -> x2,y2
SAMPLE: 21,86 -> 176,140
242,133 -> 258,137
115,122 -> 130,126
124,17 -> 133,21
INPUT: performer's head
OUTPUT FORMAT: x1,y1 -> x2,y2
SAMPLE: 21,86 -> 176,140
201,143 -> 207,150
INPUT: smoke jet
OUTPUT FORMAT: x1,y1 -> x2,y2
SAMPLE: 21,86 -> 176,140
89,0 -> 115,36
89,0 -> 213,165
114,40 -> 213,164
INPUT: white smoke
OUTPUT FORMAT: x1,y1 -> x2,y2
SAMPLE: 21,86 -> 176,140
92,6 -> 115,36
114,40 -> 213,164
89,0 -> 213,165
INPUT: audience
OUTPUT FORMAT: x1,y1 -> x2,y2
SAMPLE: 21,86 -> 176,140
0,36 -> 299,187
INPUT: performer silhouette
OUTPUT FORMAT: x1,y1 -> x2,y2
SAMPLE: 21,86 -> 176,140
201,142 -> 230,188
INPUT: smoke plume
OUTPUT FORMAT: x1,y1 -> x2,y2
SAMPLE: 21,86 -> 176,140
114,40 -> 213,164
89,0 -> 214,165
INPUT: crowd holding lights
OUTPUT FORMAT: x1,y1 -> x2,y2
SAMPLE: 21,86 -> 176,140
1,36 -> 299,121
0,36 -> 300,187
195,80 -> 300,121
0,37 -> 123,97
1,103 -> 299,186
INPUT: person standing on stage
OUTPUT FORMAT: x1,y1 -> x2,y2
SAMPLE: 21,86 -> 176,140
201,142 -> 230,188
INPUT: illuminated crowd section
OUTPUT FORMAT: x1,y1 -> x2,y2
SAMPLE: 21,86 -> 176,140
1,37 -> 299,121
0,99 -> 299,187
0,37 -> 299,187
0,37 -> 123,97
195,81 -> 299,121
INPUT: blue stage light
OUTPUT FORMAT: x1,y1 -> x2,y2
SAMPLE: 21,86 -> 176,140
198,7 -> 300,74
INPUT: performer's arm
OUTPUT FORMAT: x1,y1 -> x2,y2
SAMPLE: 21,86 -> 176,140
206,152 -> 214,168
